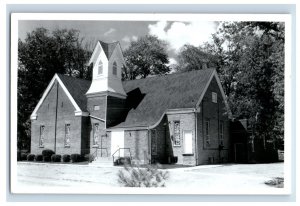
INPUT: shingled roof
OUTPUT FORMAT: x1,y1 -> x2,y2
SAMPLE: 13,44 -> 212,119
99,41 -> 119,60
114,68 -> 215,128
57,69 -> 215,128
57,74 -> 91,111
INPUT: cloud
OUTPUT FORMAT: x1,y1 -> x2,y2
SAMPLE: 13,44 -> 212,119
104,28 -> 116,36
148,21 -> 216,52
122,35 -> 138,43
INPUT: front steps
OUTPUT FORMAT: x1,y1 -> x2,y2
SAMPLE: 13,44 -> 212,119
89,156 -> 114,167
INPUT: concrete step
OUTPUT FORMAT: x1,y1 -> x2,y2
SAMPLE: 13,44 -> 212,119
89,157 -> 114,166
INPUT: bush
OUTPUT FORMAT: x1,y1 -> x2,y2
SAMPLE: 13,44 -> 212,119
20,154 -> 27,161
42,149 -> 55,162
117,163 -> 169,187
26,154 -> 35,161
35,154 -> 43,162
83,154 -> 95,162
70,154 -> 81,162
114,157 -> 131,166
51,154 -> 62,162
62,154 -> 71,162
17,150 -> 21,161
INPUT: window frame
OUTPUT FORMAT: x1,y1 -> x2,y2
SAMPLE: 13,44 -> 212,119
39,125 -> 45,148
150,129 -> 157,155
212,92 -> 217,103
64,124 -> 71,147
183,130 -> 193,154
98,60 -> 103,75
173,120 -> 181,146
93,123 -> 99,146
219,121 -> 224,146
112,61 -> 117,76
205,119 -> 210,144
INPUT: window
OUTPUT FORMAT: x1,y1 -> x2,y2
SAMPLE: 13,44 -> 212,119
112,62 -> 117,75
212,92 -> 217,103
94,105 -> 100,111
205,119 -> 210,144
184,130 -> 193,154
65,124 -> 70,147
98,60 -> 103,75
173,121 -> 181,146
220,121 -> 224,145
39,125 -> 45,147
151,130 -> 157,155
93,123 -> 99,146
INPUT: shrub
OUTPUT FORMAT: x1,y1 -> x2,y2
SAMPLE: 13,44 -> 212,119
17,150 -> 21,161
26,154 -> 35,161
51,154 -> 62,162
70,154 -> 81,162
20,154 -> 27,161
35,154 -> 43,162
117,163 -> 169,187
42,149 -> 55,162
114,157 -> 131,166
83,154 -> 94,162
62,154 -> 71,162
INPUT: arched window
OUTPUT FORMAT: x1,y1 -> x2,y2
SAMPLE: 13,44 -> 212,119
98,60 -> 103,75
113,62 -> 117,75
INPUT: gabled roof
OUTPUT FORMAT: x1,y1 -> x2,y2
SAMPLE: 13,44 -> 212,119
113,69 -> 215,128
57,74 -> 91,111
99,41 -> 119,60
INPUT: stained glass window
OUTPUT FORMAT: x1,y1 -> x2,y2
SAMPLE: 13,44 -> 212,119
65,124 -> 70,147
93,123 -> 99,146
39,125 -> 45,147
174,121 -> 180,146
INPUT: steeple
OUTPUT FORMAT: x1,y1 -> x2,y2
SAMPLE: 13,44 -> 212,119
86,41 -> 127,98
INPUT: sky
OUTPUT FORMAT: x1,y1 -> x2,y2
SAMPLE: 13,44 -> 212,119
18,20 -> 219,65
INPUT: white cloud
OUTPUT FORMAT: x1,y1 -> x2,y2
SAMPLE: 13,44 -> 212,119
122,35 -> 138,43
148,21 -> 216,52
104,28 -> 116,36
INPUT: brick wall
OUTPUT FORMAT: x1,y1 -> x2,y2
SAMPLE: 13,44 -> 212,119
31,80 -> 84,155
196,76 -> 231,165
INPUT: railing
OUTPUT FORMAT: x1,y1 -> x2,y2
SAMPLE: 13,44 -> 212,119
91,147 -> 108,161
112,148 -> 132,164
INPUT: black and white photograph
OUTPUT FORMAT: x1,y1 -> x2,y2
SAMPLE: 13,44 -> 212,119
10,13 -> 291,194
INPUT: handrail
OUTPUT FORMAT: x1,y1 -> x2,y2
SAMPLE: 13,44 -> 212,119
91,148 -> 98,160
98,147 -> 108,157
112,148 -> 132,164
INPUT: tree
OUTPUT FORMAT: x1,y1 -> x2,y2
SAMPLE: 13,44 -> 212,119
175,44 -> 219,73
212,21 -> 285,147
18,27 -> 91,151
122,35 -> 170,80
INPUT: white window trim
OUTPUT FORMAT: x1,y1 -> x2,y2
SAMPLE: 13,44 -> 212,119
97,60 -> 103,76
183,130 -> 193,154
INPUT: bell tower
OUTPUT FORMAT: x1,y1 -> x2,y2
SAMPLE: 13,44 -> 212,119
86,41 -> 127,130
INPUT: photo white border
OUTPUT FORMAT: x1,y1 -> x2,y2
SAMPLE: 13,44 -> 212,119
10,13 -> 292,195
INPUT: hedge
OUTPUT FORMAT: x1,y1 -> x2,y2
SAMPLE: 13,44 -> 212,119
83,154 -> 95,162
42,149 -> 55,162
62,154 -> 71,162
35,154 -> 43,162
26,154 -> 35,161
70,154 -> 81,162
51,154 -> 62,162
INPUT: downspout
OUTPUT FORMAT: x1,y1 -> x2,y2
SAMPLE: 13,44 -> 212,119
54,81 -> 59,153
194,109 -> 198,165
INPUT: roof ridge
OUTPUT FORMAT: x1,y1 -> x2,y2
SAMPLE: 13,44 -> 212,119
56,73 -> 91,83
123,68 -> 215,83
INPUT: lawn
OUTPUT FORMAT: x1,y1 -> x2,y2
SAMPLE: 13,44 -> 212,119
15,162 -> 284,194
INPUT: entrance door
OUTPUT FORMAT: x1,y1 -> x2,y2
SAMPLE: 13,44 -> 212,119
234,143 -> 244,163
184,130 -> 193,154
111,130 -> 124,157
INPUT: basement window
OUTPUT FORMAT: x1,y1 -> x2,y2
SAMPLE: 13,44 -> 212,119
212,92 -> 217,103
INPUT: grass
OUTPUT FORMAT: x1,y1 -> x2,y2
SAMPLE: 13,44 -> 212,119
264,177 -> 284,188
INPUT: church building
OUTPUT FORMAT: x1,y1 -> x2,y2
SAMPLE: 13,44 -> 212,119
30,40 -> 232,165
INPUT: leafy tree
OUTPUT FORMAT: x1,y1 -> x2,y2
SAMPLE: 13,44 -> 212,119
175,44 -> 219,72
18,27 -> 91,151
212,22 -> 285,147
122,35 -> 170,80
